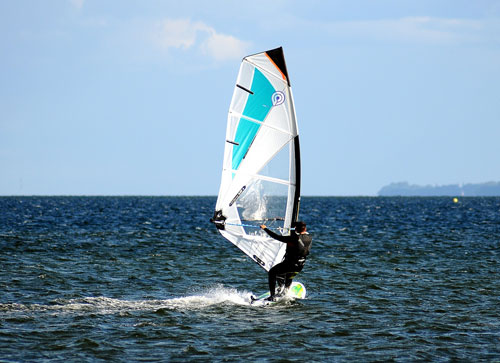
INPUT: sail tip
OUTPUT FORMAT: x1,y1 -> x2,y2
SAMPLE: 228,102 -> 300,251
243,47 -> 291,86
265,47 -> 290,86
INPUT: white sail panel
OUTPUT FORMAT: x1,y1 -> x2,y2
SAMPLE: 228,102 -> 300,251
212,47 -> 300,272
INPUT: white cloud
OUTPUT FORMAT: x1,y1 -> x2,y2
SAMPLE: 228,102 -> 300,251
323,16 -> 489,45
156,18 -> 205,50
201,31 -> 250,61
70,0 -> 84,10
154,18 -> 250,61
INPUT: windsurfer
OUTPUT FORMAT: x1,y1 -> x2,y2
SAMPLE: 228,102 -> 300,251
260,221 -> 312,301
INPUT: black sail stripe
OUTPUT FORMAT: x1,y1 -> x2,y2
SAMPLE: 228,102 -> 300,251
236,84 -> 254,94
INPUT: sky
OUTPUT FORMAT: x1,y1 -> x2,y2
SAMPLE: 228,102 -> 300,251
1,1 -> 499,196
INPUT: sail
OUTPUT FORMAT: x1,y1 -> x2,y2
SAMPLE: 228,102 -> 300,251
212,47 -> 301,272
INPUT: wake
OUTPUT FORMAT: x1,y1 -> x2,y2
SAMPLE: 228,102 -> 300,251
0,285 -> 256,316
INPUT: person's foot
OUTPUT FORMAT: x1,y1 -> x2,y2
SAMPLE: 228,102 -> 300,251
265,295 -> 276,302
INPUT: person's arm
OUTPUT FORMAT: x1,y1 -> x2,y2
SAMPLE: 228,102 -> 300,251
260,225 -> 290,243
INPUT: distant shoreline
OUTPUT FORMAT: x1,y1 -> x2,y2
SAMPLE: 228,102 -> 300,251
378,181 -> 500,197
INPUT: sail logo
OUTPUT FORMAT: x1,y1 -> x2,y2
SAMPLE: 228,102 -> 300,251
229,185 -> 246,207
272,91 -> 285,106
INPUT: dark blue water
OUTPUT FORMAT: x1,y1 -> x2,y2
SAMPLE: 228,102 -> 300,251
1,196 -> 499,361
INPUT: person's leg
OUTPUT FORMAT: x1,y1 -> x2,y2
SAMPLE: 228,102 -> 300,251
284,272 -> 296,289
268,266 -> 278,297
268,261 -> 290,297
284,263 -> 304,289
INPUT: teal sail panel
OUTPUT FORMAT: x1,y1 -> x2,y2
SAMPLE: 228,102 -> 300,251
231,68 -> 276,171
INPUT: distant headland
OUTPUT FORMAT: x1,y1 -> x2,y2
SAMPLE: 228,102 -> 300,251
378,181 -> 500,196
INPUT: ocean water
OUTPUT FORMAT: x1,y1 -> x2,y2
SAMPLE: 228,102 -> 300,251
1,196 -> 499,362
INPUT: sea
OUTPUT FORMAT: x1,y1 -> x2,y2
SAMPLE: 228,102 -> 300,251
0,196 -> 499,362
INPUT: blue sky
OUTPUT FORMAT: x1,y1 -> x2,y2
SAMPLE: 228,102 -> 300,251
1,1 -> 499,196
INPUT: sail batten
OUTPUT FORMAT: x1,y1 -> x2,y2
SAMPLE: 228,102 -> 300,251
213,47 -> 300,272
229,111 -> 295,137
224,171 -> 294,187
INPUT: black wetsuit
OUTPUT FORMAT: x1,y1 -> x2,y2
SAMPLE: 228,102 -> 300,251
263,228 -> 312,297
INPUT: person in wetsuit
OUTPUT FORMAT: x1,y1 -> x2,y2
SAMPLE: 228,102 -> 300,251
260,221 -> 312,301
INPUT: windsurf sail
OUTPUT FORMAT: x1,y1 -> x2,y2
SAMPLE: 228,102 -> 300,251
211,47 -> 301,272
